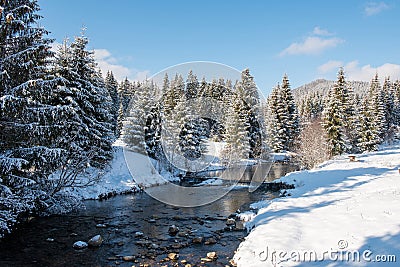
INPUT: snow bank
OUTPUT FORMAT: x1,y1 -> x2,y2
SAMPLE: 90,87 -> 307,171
64,143 -> 177,200
62,146 -> 137,199
234,146 -> 400,266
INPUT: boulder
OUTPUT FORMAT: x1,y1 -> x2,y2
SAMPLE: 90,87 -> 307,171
192,236 -> 203,244
168,253 -> 179,260
206,251 -> 217,260
73,241 -> 88,249
168,225 -> 179,236
88,235 -> 103,247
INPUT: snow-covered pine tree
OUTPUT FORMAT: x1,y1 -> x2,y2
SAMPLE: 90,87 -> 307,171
118,77 -> 134,115
185,70 -> 198,99
265,84 -> 286,152
197,76 -> 208,98
105,71 -> 120,135
323,88 -> 346,157
280,74 -> 300,149
369,74 -> 387,140
235,69 -> 262,157
334,68 -> 359,152
55,32 -> 115,168
123,80 -> 156,154
144,81 -> 162,158
382,77 -> 395,126
358,99 -> 379,152
162,73 -> 179,115
162,72 -> 170,93
345,85 -> 362,153
222,94 -> 251,162
393,80 -> 400,126
321,68 -> 360,155
0,0 -> 74,236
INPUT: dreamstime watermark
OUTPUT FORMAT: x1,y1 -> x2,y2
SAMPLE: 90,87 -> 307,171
123,61 -> 273,207
256,240 -> 397,265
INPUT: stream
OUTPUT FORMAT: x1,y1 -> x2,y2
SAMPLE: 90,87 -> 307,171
0,163 -> 298,267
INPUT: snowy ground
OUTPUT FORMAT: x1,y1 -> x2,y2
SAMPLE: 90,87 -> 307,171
233,145 -> 400,266
63,142 -> 177,200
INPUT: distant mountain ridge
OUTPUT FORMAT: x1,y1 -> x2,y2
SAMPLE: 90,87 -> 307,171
292,79 -> 370,100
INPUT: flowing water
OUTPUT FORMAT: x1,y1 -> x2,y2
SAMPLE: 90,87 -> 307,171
0,163 -> 298,267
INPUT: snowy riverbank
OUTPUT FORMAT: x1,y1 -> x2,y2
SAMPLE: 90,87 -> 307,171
233,145 -> 400,266
63,144 -> 178,200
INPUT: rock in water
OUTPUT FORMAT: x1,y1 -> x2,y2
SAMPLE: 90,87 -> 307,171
192,236 -> 204,244
122,256 -> 135,262
73,241 -> 88,249
88,235 -> 103,247
135,231 -> 144,237
204,237 -> 217,245
168,253 -> 179,260
207,251 -> 217,260
168,225 -> 179,235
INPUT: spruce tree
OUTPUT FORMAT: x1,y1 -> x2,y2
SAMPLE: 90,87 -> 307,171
118,77 -> 134,114
280,74 -> 300,149
235,69 -> 262,157
0,0 -> 72,235
265,85 -> 286,152
105,71 -> 119,135
323,88 -> 346,157
122,80 -> 156,154
55,32 -> 115,168
222,94 -> 251,162
185,70 -> 198,99
369,74 -> 387,140
265,75 -> 300,152
358,99 -> 379,151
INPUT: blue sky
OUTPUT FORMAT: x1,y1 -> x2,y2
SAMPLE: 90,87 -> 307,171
38,0 -> 400,95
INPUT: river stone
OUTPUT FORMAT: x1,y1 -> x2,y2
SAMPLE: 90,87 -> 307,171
73,241 -> 88,249
88,235 -> 103,247
204,237 -> 217,245
192,236 -> 203,244
207,251 -> 217,260
135,231 -> 144,237
122,256 -> 135,262
168,225 -> 179,235
96,223 -> 107,228
168,253 -> 179,260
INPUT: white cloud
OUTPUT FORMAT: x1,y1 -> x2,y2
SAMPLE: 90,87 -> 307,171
318,60 -> 343,73
364,2 -> 389,16
345,61 -> 400,81
280,36 -> 344,56
318,60 -> 400,81
135,70 -> 150,81
94,49 -> 149,81
312,27 -> 333,36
